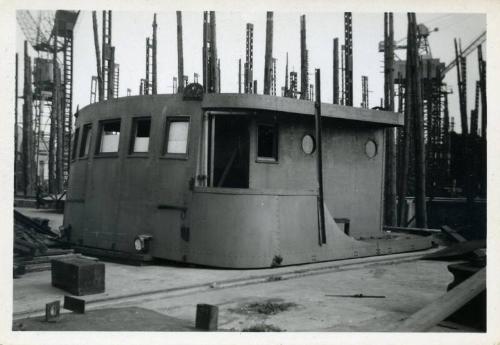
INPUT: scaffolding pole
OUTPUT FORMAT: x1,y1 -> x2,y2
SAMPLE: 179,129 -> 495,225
314,69 -> 326,244
210,11 -> 218,93
238,58 -> 242,93
384,12 -> 397,226
22,41 -> 35,196
344,12 -> 353,106
92,11 -> 103,101
244,23 -> 254,94
15,53 -> 19,194
152,13 -> 158,94
263,11 -> 274,95
300,15 -> 308,100
176,11 -> 184,93
333,38 -> 339,104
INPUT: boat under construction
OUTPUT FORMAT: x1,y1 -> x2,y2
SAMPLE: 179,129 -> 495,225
63,88 -> 432,268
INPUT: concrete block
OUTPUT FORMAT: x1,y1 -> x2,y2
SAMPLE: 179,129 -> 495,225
195,304 -> 218,331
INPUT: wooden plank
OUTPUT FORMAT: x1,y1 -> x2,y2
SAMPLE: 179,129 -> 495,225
441,225 -> 467,243
392,267 -> 485,332
384,226 -> 440,236
422,240 -> 485,260
441,225 -> 485,258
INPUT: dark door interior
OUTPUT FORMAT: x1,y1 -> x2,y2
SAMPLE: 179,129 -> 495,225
211,115 -> 250,188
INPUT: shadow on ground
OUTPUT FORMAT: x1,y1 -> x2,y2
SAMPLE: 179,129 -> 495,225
13,306 -> 197,331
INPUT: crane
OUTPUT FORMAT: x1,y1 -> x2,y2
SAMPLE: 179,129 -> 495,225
16,10 -> 55,52
441,31 -> 486,77
16,10 -> 79,194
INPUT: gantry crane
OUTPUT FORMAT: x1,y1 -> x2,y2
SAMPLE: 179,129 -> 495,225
16,10 -> 79,195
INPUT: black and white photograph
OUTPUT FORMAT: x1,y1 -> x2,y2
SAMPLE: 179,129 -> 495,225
1,0 -> 499,343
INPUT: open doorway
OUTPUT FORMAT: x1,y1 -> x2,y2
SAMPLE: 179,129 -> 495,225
209,115 -> 250,188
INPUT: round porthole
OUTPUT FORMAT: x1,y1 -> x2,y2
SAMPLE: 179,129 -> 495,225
365,140 -> 377,158
302,135 -> 316,155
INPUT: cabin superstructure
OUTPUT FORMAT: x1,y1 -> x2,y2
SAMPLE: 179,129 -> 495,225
64,89 -> 431,268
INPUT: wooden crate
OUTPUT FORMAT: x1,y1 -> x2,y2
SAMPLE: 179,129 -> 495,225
51,258 -> 105,296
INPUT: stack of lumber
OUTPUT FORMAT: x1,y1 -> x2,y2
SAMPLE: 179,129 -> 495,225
13,210 -> 95,277
14,210 -> 59,257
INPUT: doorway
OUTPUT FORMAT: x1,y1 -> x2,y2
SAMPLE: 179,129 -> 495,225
209,115 -> 250,188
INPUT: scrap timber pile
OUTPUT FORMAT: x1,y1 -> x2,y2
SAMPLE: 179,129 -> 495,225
14,210 -> 86,276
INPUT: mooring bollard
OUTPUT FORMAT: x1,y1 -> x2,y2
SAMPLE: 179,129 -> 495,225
195,303 -> 218,331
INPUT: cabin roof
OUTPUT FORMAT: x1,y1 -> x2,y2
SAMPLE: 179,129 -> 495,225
202,94 -> 403,127
78,93 -> 403,127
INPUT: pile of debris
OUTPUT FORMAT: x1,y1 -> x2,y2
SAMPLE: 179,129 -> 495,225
14,210 -> 85,277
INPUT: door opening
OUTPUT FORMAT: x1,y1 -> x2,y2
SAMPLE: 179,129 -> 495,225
209,115 -> 250,188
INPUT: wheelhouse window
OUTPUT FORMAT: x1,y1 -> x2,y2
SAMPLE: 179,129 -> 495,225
97,120 -> 121,154
79,124 -> 92,157
257,123 -> 278,162
71,128 -> 80,160
130,117 -> 151,153
164,117 -> 190,157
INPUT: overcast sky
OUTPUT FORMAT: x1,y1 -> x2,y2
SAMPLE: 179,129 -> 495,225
16,11 -> 485,133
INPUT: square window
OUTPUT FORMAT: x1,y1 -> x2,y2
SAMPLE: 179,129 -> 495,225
257,123 -> 278,161
79,124 -> 92,157
98,120 -> 121,153
130,118 -> 151,153
71,128 -> 80,160
164,118 -> 190,156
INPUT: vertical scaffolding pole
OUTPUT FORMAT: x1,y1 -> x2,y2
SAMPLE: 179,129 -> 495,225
314,69 -> 326,244
397,16 -> 414,227
152,13 -> 158,94
108,47 -> 115,100
238,58 -> 242,93
90,76 -> 98,103
471,81 -> 480,136
23,42 -> 35,196
300,15 -> 308,100
48,41 -> 56,194
361,76 -> 368,108
217,58 -> 221,92
146,39 -> 150,93
244,23 -> 254,94
284,52 -> 289,97
56,67 -> 64,193
271,58 -> 277,96
384,12 -> 397,226
410,13 -> 427,228
478,45 -> 486,138
344,12 -> 353,106
51,19 -> 63,193
15,53 -> 19,194
62,28 -> 75,183
202,12 -> 208,91
176,11 -> 184,93
443,91 -> 450,177
341,44 -> 345,105
454,38 -> 468,135
102,11 -> 113,100
209,11 -> 218,93
478,44 -> 486,197
333,38 -> 339,104
263,11 -> 274,95
92,11 -> 103,101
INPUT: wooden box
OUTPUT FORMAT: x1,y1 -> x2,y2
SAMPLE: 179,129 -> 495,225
51,258 -> 105,296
